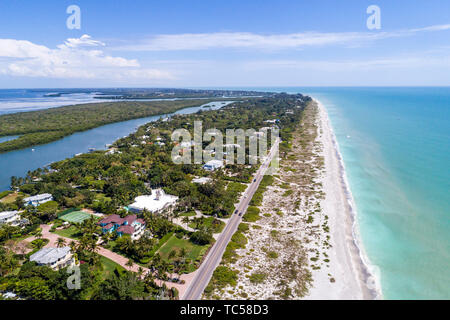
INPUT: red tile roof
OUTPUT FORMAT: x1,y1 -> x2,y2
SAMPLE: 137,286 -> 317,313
98,214 -> 124,225
136,219 -> 146,225
123,215 -> 137,225
117,225 -> 135,235
103,223 -> 115,230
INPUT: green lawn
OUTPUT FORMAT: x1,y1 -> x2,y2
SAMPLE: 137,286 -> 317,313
188,216 -> 225,233
53,225 -> 83,240
179,210 -> 196,217
157,235 -> 209,271
99,256 -> 124,279
0,192 -> 24,204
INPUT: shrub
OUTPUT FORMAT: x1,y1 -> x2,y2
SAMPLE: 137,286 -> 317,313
190,230 -> 213,245
243,206 -> 260,222
211,266 -> 238,288
249,272 -> 267,284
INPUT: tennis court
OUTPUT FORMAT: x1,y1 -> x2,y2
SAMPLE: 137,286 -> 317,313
59,210 -> 92,223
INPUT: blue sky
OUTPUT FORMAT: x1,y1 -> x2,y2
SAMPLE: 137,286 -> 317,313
0,0 -> 449,87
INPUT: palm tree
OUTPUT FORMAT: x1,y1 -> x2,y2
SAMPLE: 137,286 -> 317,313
126,259 -> 134,268
181,216 -> 190,226
179,247 -> 187,258
35,230 -> 43,240
68,240 -> 77,253
137,267 -> 144,278
168,249 -> 177,261
56,237 -> 66,248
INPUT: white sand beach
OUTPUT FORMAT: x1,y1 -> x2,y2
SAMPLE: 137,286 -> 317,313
305,99 -> 380,300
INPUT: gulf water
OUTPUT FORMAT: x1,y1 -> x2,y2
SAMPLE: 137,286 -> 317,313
298,87 -> 449,299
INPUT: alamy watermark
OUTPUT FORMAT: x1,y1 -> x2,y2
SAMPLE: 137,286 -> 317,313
66,5 -> 81,30
367,5 -> 381,30
67,265 -> 81,290
170,121 -> 279,175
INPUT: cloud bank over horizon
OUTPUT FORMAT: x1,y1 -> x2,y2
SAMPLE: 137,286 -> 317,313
0,22 -> 449,86
0,35 -> 174,81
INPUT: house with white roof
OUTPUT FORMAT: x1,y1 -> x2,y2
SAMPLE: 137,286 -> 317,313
23,193 -> 53,207
192,177 -> 212,184
203,159 -> 224,171
0,211 -> 20,226
128,189 -> 178,214
30,247 -> 74,270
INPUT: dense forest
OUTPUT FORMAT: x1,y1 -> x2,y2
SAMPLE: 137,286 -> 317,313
94,88 -> 273,100
0,99 -> 222,153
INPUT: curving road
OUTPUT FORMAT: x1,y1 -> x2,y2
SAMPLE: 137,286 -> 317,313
182,138 -> 280,300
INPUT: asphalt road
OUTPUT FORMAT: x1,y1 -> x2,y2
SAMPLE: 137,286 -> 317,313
182,138 -> 280,300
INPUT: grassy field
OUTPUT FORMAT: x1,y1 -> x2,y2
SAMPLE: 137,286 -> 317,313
53,225 -> 83,240
99,256 -> 124,279
188,216 -> 225,233
0,192 -> 23,204
180,210 -> 196,217
157,235 -> 209,271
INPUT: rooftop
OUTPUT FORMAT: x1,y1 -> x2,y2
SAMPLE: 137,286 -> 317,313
0,211 -> 19,220
30,247 -> 71,265
117,225 -> 135,235
128,189 -> 178,213
192,177 -> 212,184
23,193 -> 52,202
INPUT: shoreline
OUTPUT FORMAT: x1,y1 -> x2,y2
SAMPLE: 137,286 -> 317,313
306,98 -> 382,300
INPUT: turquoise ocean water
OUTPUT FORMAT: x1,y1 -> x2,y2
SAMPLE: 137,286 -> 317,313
224,86 -> 449,299
299,87 -> 450,299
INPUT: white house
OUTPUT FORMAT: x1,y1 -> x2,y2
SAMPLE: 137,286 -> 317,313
0,211 -> 20,226
23,193 -> 53,207
30,247 -> 74,270
128,189 -> 178,214
192,177 -> 212,184
203,160 -> 224,171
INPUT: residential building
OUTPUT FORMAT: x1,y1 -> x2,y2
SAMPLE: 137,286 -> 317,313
30,247 -> 74,270
202,159 -> 224,171
192,177 -> 212,184
128,189 -> 178,214
23,193 -> 53,207
0,211 -> 20,226
98,214 -> 146,240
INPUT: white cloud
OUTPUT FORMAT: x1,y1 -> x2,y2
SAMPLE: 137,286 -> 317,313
59,34 -> 105,49
115,23 -> 450,51
0,35 -> 173,81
